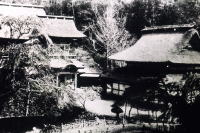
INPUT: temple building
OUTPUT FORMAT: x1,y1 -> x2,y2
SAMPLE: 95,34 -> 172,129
105,24 -> 200,96
0,2 -> 92,89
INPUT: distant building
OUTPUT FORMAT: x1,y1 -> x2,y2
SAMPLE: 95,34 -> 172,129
0,2 -> 46,40
0,2 -> 85,40
0,0 -> 65,5
176,0 -> 200,3
126,0 -> 200,5
161,0 -> 200,5
0,2 -> 46,16
0,0 -> 41,5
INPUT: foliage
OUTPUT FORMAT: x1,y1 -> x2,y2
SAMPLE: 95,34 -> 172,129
73,0 -> 136,69
44,0 -> 73,16
124,0 -> 200,36
61,0 -> 73,16
122,73 -> 200,131
0,35 -> 77,116
44,3 -> 62,15
43,0 -> 200,69
90,1 -> 134,57
158,4 -> 181,25
151,73 -> 200,131
177,1 -> 200,24
44,0 -> 135,69
122,74 -> 200,120
73,0 -> 96,31
0,33 -> 102,116
124,0 -> 161,35
122,81 -> 165,120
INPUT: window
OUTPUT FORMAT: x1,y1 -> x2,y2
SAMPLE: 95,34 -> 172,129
107,83 -> 130,96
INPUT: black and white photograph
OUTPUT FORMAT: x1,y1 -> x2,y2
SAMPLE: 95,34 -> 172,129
0,0 -> 199,132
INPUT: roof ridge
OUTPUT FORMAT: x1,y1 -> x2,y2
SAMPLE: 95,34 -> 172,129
0,2 -> 44,8
38,15 -> 74,20
142,24 -> 196,33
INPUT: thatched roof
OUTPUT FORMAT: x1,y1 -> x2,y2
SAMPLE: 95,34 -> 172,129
38,15 -> 86,39
109,25 -> 200,65
0,2 -> 46,16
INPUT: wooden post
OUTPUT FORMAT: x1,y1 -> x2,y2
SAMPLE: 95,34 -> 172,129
111,60 -> 113,70
118,83 -> 120,95
111,83 -> 113,94
123,101 -> 127,127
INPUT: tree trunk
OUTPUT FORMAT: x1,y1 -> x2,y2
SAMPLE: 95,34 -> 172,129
148,110 -> 151,125
124,101 -> 127,119
25,82 -> 31,116
83,100 -> 86,109
128,106 -> 132,118
156,111 -> 158,128
137,107 -> 139,116
137,107 -> 140,123
162,120 -> 165,132
25,92 -> 31,116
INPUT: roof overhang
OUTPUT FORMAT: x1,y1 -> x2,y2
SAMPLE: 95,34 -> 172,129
0,37 -> 28,44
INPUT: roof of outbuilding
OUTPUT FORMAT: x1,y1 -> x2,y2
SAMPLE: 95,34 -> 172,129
109,25 -> 200,65
38,15 -> 86,39
142,24 -> 196,33
0,2 -> 46,16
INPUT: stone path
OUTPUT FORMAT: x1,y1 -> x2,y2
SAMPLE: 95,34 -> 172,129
84,99 -> 152,117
